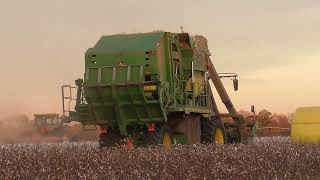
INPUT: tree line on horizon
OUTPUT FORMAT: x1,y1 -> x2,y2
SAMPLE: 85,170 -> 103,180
239,109 -> 291,129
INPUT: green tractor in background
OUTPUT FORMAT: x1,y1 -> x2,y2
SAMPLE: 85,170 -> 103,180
62,31 -> 255,147
33,113 -> 88,142
34,113 -> 64,136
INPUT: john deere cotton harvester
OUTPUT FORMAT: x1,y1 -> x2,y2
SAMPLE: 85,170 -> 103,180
62,31 -> 254,147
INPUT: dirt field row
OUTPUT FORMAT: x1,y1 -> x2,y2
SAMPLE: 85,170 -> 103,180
0,137 -> 319,179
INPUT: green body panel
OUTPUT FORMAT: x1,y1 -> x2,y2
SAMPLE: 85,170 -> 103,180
71,32 -> 212,135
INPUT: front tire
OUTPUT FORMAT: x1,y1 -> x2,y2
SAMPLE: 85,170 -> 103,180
201,118 -> 226,145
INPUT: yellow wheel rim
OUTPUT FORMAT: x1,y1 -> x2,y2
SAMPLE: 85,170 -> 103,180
163,132 -> 172,147
215,128 -> 224,144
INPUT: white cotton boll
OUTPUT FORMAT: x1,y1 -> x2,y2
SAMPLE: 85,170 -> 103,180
0,136 -> 319,179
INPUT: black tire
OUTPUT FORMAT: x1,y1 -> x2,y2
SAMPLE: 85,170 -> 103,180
226,127 -> 253,144
99,133 -> 112,148
225,128 -> 241,144
99,131 -> 122,148
240,127 -> 254,144
201,118 -> 226,144
146,123 -> 172,146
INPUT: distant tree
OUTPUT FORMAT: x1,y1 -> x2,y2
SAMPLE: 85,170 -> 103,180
257,110 -> 273,127
237,109 -> 292,129
272,113 -> 291,128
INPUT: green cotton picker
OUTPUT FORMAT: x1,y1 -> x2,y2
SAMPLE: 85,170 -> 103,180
61,31 -> 255,147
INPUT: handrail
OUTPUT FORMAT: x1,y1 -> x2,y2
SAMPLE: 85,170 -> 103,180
61,85 -> 77,117
87,65 -> 144,84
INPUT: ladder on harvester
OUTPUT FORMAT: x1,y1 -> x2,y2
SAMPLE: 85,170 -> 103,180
61,85 -> 77,118
61,85 -> 97,131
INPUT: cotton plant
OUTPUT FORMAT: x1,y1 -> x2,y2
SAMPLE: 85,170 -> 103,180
0,137 -> 319,179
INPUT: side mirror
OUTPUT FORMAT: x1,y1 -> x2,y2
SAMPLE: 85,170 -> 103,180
233,78 -> 239,91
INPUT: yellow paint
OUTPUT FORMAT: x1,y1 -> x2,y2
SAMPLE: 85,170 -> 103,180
215,128 -> 224,144
144,85 -> 157,91
291,107 -> 320,144
185,72 -> 204,97
162,131 -> 172,147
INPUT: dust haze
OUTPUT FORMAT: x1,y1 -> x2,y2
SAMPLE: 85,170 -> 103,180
0,114 -> 37,144
0,114 -> 99,144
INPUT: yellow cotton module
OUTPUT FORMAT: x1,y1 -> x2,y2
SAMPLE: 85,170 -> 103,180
292,107 -> 320,144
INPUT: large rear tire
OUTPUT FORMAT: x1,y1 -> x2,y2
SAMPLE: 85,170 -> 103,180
99,130 -> 122,148
201,118 -> 226,145
146,123 -> 172,147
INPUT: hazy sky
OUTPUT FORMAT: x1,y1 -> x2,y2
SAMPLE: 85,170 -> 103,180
1,0 -> 320,118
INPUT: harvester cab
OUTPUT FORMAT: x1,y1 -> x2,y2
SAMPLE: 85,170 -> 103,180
61,31 -> 255,147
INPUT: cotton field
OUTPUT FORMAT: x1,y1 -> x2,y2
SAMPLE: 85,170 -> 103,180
0,137 -> 319,179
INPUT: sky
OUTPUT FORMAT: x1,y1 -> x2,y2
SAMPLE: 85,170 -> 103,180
0,0 -> 320,118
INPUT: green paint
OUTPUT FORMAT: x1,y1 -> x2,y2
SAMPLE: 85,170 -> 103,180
70,32 -> 212,136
